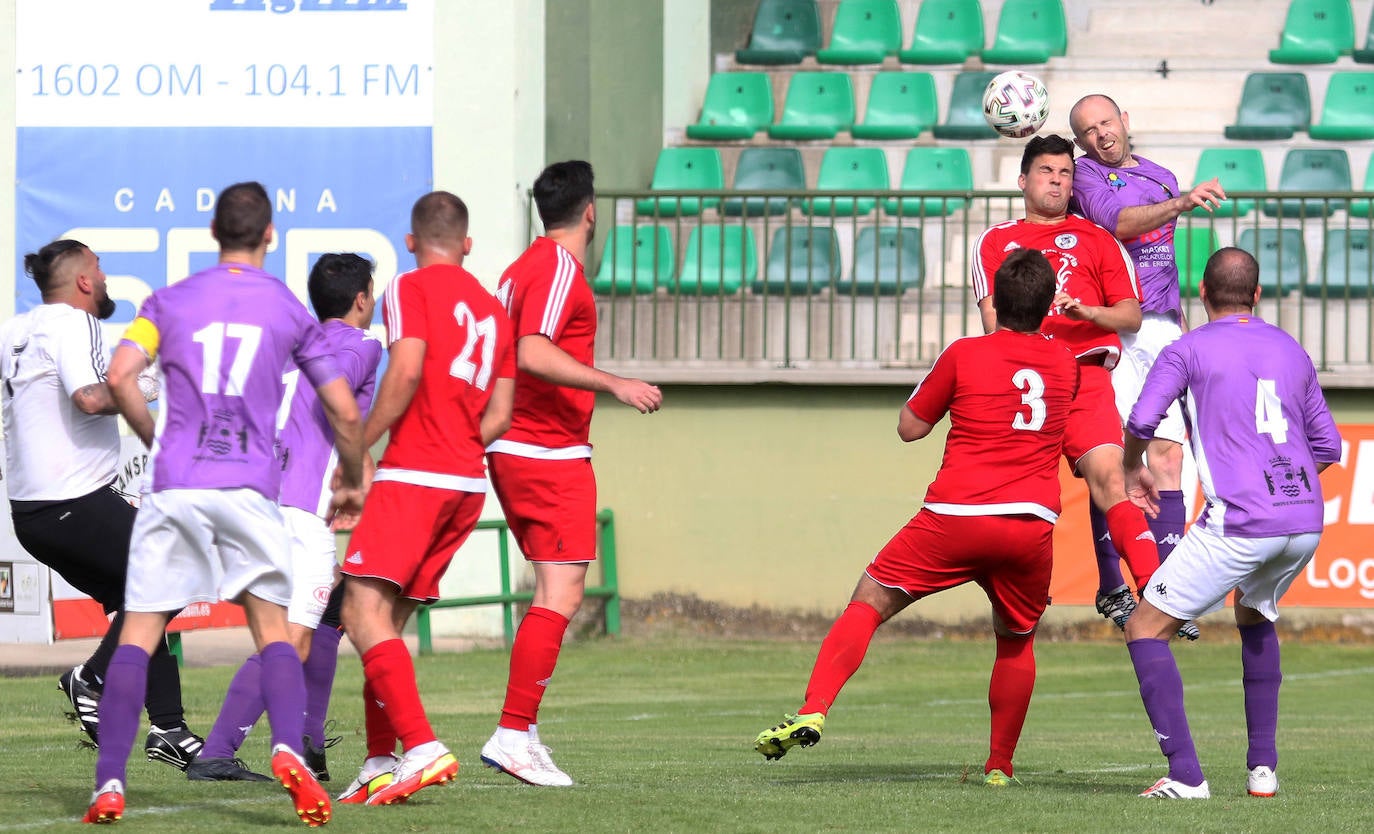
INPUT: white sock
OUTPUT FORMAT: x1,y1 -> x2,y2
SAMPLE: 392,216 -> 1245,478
362,754 -> 397,777
495,726 -> 529,749
404,740 -> 445,761
528,724 -> 541,745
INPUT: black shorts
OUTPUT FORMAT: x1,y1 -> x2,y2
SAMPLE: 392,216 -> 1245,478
10,483 -> 136,612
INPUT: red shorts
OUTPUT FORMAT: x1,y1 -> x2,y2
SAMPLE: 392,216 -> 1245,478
343,480 -> 484,603
1064,364 -> 1124,470
865,510 -> 1053,634
487,454 -> 597,563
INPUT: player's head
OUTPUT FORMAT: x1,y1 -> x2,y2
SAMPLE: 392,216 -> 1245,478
1018,134 -> 1075,221
212,182 -> 273,253
406,191 -> 473,264
993,248 -> 1056,333
1200,246 -> 1261,316
534,160 -> 596,243
308,253 -> 376,327
1069,94 -> 1131,168
23,239 -> 115,319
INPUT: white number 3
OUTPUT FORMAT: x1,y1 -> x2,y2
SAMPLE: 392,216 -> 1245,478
1012,368 -> 1046,431
449,302 -> 497,390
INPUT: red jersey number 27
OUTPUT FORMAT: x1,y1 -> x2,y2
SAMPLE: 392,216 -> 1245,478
449,302 -> 497,390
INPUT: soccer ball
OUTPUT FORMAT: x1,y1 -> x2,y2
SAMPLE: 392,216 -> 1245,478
982,71 -> 1050,139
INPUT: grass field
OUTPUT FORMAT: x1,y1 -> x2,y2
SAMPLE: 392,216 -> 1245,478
2,636 -> 1371,833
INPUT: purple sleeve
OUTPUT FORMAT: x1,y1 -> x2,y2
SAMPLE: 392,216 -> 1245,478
1303,367 -> 1342,464
293,313 -> 342,391
1127,341 -> 1189,440
344,339 -> 383,415
1071,160 -> 1124,236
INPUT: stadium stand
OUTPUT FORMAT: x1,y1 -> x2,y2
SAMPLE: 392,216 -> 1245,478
807,147 -> 889,217
1348,153 -> 1374,217
850,71 -> 938,139
980,0 -> 1067,65
636,148 -> 724,217
881,147 -> 972,217
1191,148 -> 1267,218
1308,71 -> 1374,140
1263,148 -> 1352,218
815,0 -> 903,65
755,226 -> 842,294
686,72 -> 773,140
768,72 -> 856,140
930,70 -> 999,139
839,225 -> 925,295
722,147 -> 807,217
1224,72 -> 1312,140
1240,227 -> 1309,295
898,0 -> 984,65
1268,0 -> 1355,64
1175,224 -> 1219,297
593,225 -> 675,295
677,224 -> 759,295
1354,3 -> 1374,61
1312,228 -> 1374,297
736,0 -> 823,64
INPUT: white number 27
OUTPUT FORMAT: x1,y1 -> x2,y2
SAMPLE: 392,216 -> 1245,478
450,302 -> 498,390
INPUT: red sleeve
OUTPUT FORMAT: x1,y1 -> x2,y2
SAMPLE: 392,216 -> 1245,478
383,272 -> 428,345
907,340 -> 960,425
971,226 -> 1006,303
509,249 -> 578,342
494,308 -> 517,380
1095,232 -> 1141,306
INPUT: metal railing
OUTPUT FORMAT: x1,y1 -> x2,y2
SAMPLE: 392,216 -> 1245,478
560,188 -> 1374,383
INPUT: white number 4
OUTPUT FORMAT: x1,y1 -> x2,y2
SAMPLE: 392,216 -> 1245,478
450,302 -> 497,390
1254,378 -> 1289,444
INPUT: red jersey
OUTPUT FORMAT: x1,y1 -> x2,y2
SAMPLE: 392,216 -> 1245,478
490,236 -> 598,457
971,214 -> 1140,369
377,264 -> 515,485
908,330 -> 1080,522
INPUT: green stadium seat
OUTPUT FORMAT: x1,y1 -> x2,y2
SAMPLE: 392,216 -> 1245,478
1263,148 -> 1351,218
1191,148 -> 1267,218
722,147 -> 807,217
1224,73 -> 1311,141
1269,0 -> 1355,64
768,72 -> 855,140
882,147 -> 972,217
686,72 -> 773,141
981,0 -> 1067,65
1238,228 -> 1308,295
851,72 -> 938,140
899,0 -> 985,65
816,0 -> 903,65
1348,153 -> 1374,217
1353,4 -> 1374,61
1175,223 -> 1218,297
840,226 -> 925,294
676,224 -> 758,295
755,226 -> 841,294
592,225 -> 675,294
736,0 -> 822,65
1308,72 -> 1374,140
931,71 -> 1000,140
1312,228 -> 1374,296
635,148 -> 723,217
806,147 -> 889,217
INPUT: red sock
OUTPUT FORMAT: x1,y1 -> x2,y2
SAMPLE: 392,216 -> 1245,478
361,639 -> 435,751
1106,500 -> 1159,591
499,607 -> 570,731
800,601 -> 884,715
986,635 -> 1036,776
362,679 -> 397,760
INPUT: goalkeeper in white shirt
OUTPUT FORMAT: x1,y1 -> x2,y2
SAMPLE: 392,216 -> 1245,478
0,239 -> 203,771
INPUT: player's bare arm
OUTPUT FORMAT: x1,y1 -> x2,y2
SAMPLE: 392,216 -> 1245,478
518,333 -> 662,413
479,376 -> 515,446
1055,293 -> 1142,334
71,382 -> 118,416
105,343 -> 155,446
1113,178 -> 1226,240
976,297 -> 997,335
897,404 -> 935,442
362,336 -> 425,448
315,375 -> 365,527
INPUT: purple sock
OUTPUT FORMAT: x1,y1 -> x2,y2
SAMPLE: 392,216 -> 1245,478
1090,503 -> 1127,593
1240,621 -> 1282,770
1151,490 -> 1187,562
259,641 -> 306,752
95,646 -> 150,789
201,654 -> 265,759
1127,638 -> 1205,787
303,627 -> 343,746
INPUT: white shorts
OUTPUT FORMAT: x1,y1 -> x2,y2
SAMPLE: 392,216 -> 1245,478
125,488 -> 292,612
1142,523 -> 1321,622
282,505 -> 339,630
1114,313 -> 1187,445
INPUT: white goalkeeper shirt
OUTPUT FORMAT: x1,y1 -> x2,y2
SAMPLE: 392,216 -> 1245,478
0,303 -> 119,500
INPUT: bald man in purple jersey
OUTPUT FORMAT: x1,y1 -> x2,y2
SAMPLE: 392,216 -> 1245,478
1121,247 -> 1340,800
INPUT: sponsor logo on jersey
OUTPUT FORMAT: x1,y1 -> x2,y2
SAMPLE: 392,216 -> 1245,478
1002,240 -> 1023,253
346,551 -> 364,565
1160,532 -> 1183,546
1054,233 -> 1078,249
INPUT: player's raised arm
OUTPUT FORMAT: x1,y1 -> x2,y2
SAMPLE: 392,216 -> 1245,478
106,342 -> 154,447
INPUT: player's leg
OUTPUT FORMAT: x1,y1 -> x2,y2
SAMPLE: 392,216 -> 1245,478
190,653 -> 274,782
1124,600 -> 1208,796
1124,318 -> 1189,566
302,581 -> 347,780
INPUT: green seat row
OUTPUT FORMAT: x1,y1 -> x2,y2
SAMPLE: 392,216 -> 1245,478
1227,71 -> 1374,141
1192,147 -> 1374,220
1168,223 -> 1372,299
1270,0 -> 1355,64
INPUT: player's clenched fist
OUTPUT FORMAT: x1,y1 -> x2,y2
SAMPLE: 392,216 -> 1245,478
613,377 -> 662,414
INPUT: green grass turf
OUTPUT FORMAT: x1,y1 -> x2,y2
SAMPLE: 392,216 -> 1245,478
2,637 -> 1372,833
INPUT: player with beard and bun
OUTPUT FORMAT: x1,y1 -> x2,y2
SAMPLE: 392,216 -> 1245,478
754,248 -> 1079,787
0,240 -> 203,771
972,134 -> 1169,629
87,182 -> 367,826
481,161 -> 662,787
